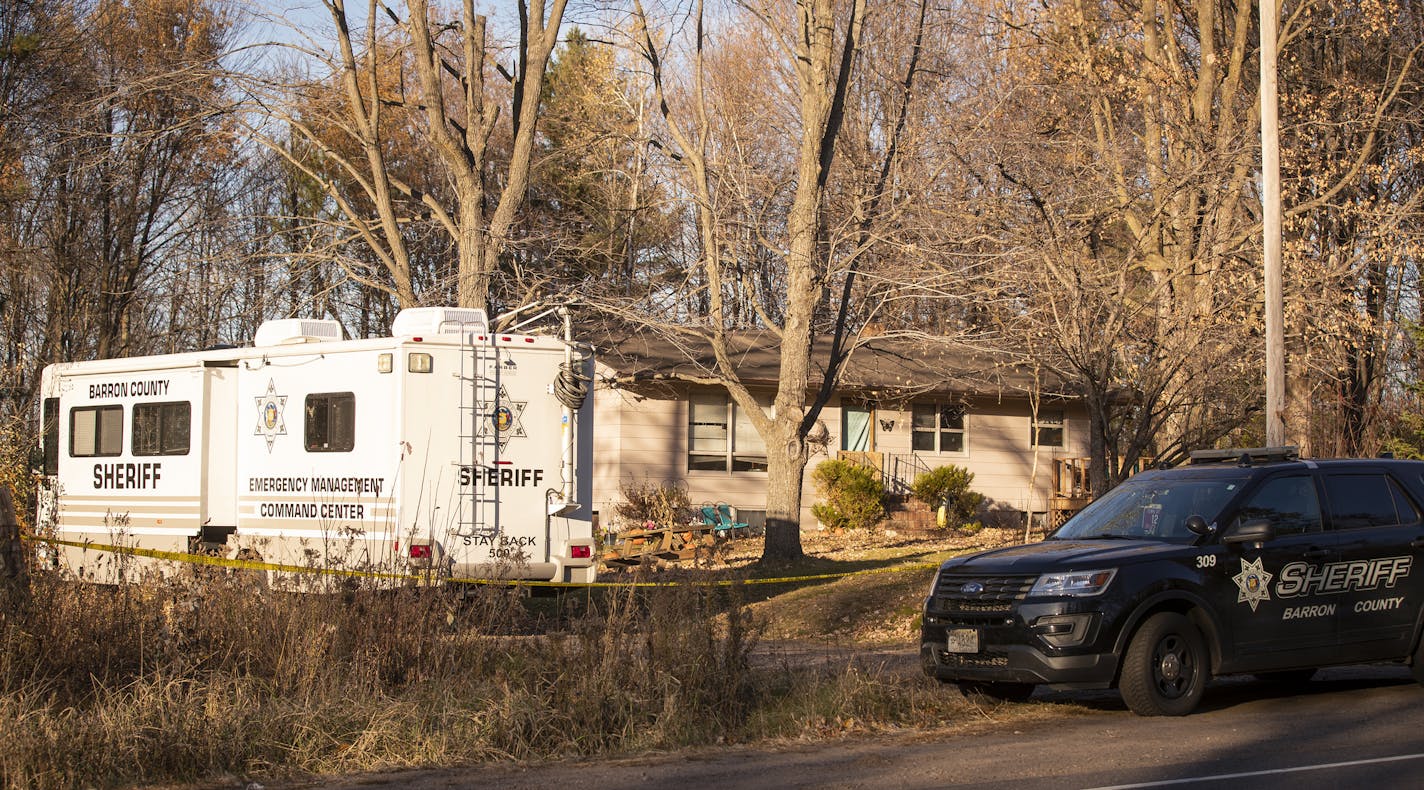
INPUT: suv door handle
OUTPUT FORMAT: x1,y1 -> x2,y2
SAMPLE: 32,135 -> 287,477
1411,538 -> 1424,549
1302,547 -> 1333,560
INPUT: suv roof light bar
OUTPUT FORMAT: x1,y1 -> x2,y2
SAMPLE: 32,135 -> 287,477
1188,446 -> 1299,466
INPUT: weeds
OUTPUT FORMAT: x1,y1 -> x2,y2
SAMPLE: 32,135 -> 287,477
0,548 -> 990,790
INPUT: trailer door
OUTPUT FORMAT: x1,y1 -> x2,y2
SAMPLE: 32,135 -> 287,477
202,363 -> 239,530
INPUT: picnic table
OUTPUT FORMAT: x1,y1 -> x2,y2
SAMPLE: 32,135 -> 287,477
601,522 -> 717,567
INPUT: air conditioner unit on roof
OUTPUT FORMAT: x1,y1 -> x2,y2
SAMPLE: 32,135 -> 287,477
391,307 -> 489,337
253,318 -> 344,347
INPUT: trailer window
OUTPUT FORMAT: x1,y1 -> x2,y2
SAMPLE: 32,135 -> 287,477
42,398 -> 59,474
133,401 -> 191,456
305,392 -> 355,452
71,406 -> 123,457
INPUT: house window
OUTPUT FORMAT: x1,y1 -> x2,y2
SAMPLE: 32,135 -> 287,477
688,390 -> 769,472
912,402 -> 965,454
132,401 -> 191,456
71,405 -> 124,457
305,392 -> 355,452
1032,408 -> 1065,448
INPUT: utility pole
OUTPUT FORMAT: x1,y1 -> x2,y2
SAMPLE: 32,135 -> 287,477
1261,0 -> 1285,447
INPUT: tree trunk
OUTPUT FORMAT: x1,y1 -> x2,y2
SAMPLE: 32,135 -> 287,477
1,485 -> 27,612
762,426 -> 808,560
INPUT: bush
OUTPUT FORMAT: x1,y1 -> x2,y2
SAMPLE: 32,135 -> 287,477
613,480 -> 693,529
810,459 -> 885,532
910,465 -> 985,529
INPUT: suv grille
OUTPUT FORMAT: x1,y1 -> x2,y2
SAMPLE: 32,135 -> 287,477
932,648 -> 1011,668
932,573 -> 1036,614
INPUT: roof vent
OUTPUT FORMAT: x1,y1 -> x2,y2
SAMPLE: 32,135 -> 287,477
391,307 -> 489,337
253,318 -> 344,347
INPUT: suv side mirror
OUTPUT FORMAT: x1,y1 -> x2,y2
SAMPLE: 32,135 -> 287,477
1223,519 -> 1275,547
1184,515 -> 1214,536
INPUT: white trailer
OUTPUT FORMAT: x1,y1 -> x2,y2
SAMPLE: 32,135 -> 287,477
35,307 -> 597,585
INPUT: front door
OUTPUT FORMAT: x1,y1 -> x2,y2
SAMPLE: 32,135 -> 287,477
842,405 -> 873,452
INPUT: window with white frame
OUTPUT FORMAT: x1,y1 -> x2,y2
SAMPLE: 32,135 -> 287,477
911,402 -> 966,454
70,405 -> 123,457
1031,408 -> 1065,447
688,390 -> 769,472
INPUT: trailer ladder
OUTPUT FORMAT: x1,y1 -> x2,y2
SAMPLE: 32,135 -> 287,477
456,325 -> 501,539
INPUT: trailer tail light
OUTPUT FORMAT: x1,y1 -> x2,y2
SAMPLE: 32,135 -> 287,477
409,544 -> 433,559
570,545 -> 592,559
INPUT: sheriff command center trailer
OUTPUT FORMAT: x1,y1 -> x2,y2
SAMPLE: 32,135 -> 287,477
35,306 -> 597,586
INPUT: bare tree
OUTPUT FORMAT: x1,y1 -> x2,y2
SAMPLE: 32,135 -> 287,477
1,0 -> 236,414
611,0 -> 974,561
239,0 -> 568,313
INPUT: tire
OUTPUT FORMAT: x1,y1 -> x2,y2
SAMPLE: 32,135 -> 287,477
1413,636 -> 1424,686
1119,612 -> 1209,716
1253,668 -> 1317,685
958,681 -> 1037,703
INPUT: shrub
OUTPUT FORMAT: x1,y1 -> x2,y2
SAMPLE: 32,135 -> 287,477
810,459 -> 885,531
911,465 -> 985,529
613,480 -> 693,529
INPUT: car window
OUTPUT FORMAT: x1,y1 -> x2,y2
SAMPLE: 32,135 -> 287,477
1233,475 -> 1322,536
1322,473 -> 1418,529
1052,475 -> 1245,542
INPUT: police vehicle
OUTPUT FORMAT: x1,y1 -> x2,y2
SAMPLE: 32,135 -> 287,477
35,306 -> 598,587
921,447 -> 1424,715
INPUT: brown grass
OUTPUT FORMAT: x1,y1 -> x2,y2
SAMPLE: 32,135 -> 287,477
0,528 -> 1024,790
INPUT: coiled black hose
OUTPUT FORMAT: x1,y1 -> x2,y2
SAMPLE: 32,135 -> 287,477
554,355 -> 591,410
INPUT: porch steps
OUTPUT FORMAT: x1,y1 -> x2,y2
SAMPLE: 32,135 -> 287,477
882,494 -> 938,533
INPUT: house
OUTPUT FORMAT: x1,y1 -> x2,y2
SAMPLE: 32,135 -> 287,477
586,329 -> 1090,532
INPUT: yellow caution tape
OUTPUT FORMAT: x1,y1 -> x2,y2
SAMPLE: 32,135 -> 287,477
21,535 -> 943,589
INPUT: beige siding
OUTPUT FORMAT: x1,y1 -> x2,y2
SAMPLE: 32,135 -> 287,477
592,384 -> 1093,531
864,399 -> 1091,515
590,380 -> 625,525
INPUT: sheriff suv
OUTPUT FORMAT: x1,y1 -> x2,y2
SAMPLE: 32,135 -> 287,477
920,448 -> 1424,715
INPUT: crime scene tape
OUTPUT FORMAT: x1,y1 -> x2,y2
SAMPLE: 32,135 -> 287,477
22,535 -> 943,589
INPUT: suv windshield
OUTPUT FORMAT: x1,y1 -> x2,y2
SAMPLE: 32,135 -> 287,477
1051,474 -> 1248,542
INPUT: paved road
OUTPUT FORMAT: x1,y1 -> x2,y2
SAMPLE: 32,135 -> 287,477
304,665 -> 1424,789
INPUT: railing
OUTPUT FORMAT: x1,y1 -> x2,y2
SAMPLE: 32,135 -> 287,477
835,450 -> 930,495
836,450 -> 883,476
1050,456 -> 1156,527
884,452 -> 932,495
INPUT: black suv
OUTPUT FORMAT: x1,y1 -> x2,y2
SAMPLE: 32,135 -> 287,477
920,448 -> 1424,715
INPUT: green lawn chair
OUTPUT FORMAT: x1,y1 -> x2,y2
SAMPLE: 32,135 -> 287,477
715,503 -> 750,536
700,503 -> 749,537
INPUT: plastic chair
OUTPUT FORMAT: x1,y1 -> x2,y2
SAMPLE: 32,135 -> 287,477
715,503 -> 749,535
699,505 -> 721,528
699,503 -> 748,537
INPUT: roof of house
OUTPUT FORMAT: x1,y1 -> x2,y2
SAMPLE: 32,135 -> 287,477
587,328 -> 1076,401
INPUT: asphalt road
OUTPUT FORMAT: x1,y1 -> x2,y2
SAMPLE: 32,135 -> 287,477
304,664 -> 1424,790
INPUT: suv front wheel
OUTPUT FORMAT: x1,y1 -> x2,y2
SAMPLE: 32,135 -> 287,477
1120,612 -> 1209,716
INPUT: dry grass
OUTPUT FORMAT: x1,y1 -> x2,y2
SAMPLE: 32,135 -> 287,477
0,527 -> 1028,790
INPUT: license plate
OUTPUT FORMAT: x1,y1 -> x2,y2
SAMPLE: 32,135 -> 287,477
946,628 -> 980,654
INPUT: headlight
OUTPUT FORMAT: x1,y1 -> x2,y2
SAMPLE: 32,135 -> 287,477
1029,568 -> 1117,597
927,569 -> 941,598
